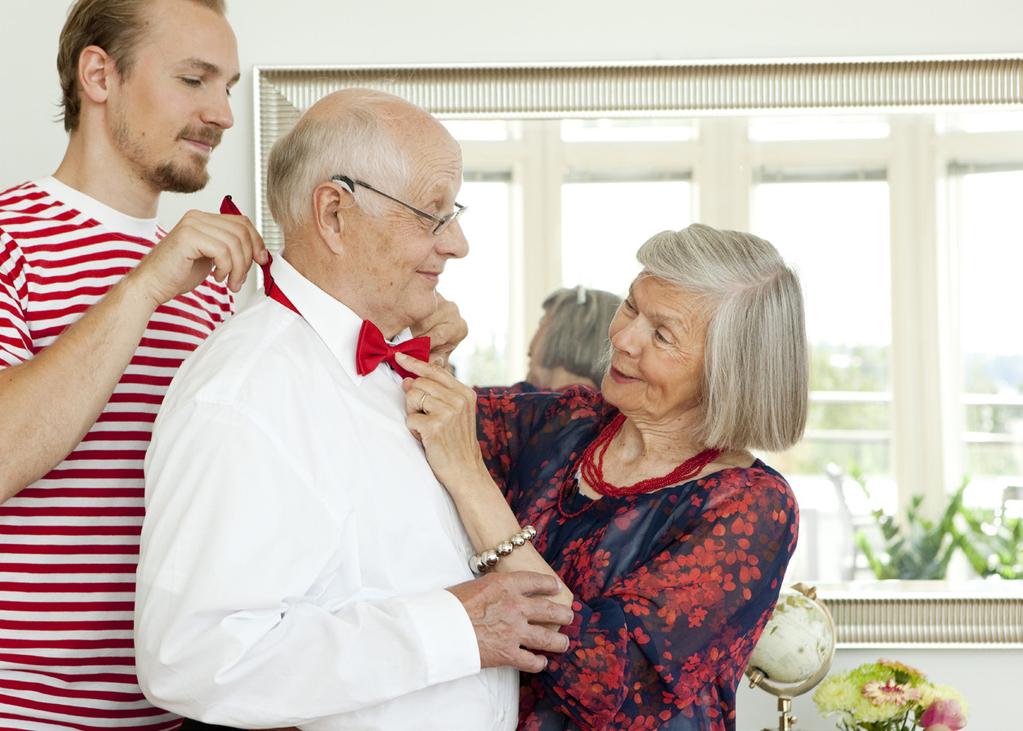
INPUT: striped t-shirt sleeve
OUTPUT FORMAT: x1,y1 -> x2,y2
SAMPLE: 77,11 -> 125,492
0,229 -> 33,367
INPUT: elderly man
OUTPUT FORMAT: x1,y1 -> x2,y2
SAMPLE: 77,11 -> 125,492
135,89 -> 573,730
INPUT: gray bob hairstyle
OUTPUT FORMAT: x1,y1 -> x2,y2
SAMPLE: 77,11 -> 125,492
266,90 -> 410,234
539,286 -> 622,386
636,224 -> 808,452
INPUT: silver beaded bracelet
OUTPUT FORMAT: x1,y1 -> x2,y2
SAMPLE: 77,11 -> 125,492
469,525 -> 537,575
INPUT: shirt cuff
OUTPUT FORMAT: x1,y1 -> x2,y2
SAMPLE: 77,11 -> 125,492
400,588 -> 481,685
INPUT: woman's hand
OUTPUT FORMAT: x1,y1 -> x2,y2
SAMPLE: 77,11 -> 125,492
396,353 -> 488,496
398,353 -> 577,614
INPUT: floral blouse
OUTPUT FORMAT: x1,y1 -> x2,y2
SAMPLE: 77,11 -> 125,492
475,385 -> 799,731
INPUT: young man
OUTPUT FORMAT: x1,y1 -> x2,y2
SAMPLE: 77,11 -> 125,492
0,1 -> 264,727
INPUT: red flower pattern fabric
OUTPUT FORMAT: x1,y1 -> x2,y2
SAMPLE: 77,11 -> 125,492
475,384 -> 799,731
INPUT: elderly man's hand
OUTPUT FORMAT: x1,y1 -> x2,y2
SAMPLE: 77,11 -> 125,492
411,294 -> 467,368
447,572 -> 574,673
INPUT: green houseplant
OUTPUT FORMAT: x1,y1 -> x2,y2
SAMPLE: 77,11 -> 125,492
855,483 -> 966,580
956,505 -> 1023,579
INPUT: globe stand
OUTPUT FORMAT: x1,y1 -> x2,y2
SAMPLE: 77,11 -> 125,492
745,583 -> 836,731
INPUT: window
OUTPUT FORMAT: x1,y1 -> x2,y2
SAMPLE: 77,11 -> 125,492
561,118 -> 696,142
561,177 -> 692,296
443,174 -> 514,386
752,177 -> 894,510
952,168 -> 1023,505
439,113 -> 1023,580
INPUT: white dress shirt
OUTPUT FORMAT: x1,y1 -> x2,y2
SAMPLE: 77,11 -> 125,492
136,256 -> 517,730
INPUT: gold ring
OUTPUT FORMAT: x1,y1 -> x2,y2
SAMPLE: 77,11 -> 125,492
418,392 -> 428,412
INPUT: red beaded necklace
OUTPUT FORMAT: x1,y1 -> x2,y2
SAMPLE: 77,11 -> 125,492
558,413 -> 722,517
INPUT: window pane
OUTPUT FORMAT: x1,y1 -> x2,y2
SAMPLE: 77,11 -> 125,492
749,115 -> 890,141
937,111 -> 1023,134
966,443 -> 1023,478
440,119 -> 515,141
777,443 -> 893,490
444,178 -> 512,386
957,169 -> 1023,487
808,399 -> 890,432
561,180 -> 692,296
752,179 -> 892,488
561,118 -> 696,142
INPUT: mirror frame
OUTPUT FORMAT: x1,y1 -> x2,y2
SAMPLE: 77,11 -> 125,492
253,56 -> 1023,248
253,58 -> 1023,647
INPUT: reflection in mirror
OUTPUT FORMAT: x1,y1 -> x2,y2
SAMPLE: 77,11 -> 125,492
255,62 -> 1023,587
434,112 -> 1023,584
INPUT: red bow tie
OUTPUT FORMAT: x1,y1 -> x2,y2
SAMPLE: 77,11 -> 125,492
356,320 -> 430,379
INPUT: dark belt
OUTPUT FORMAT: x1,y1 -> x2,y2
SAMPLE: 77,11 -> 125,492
181,720 -> 299,731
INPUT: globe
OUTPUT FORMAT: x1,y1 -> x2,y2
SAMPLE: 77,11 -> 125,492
749,585 -> 836,686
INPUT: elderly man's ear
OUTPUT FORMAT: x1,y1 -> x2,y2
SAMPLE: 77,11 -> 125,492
312,182 -> 349,255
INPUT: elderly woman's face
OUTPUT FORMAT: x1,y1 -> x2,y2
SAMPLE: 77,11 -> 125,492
602,275 -> 708,424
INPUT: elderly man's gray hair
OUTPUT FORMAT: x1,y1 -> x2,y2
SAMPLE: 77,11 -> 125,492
637,223 -> 809,452
266,90 -> 411,234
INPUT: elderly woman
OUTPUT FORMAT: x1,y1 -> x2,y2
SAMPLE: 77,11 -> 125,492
398,223 -> 806,731
527,286 -> 622,390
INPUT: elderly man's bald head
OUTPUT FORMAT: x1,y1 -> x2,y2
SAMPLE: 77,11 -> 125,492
266,88 -> 454,235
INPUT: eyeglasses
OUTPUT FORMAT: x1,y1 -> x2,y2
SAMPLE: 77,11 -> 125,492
331,174 -> 466,235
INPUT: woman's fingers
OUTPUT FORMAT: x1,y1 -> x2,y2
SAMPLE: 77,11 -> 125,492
403,380 -> 456,416
395,352 -> 461,388
398,357 -> 474,417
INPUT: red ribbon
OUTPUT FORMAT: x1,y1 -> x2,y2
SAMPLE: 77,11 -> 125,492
220,195 -> 429,380
221,194 -> 299,314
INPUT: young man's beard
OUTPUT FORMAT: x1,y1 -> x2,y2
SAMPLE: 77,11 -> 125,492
149,158 -> 210,194
114,119 -> 216,194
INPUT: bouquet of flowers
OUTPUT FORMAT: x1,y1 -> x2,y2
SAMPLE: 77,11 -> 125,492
813,659 -> 968,731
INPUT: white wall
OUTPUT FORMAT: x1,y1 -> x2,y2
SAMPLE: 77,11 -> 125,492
4,0 -> 1023,227
2,2 -> 1020,728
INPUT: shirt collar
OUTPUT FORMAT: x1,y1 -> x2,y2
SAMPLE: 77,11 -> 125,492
36,176 -> 162,240
269,255 -> 414,383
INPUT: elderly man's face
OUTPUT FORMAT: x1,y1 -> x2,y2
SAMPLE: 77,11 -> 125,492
344,124 -> 468,335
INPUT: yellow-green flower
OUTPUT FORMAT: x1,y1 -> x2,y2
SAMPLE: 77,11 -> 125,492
811,659 -> 966,730
918,683 -> 969,717
814,674 -> 861,713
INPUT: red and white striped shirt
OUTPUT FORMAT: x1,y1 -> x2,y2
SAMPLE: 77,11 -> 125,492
0,178 -> 233,730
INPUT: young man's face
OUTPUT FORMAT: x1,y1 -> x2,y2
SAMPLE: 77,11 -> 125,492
106,0 -> 240,194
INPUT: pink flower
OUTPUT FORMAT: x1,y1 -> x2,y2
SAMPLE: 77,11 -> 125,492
862,678 -> 917,706
921,698 -> 967,730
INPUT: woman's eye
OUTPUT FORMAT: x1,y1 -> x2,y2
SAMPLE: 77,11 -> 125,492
623,299 -> 636,313
180,77 -> 203,88
655,329 -> 672,344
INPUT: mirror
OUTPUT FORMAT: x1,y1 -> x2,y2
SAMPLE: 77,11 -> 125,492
254,60 -> 1023,613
